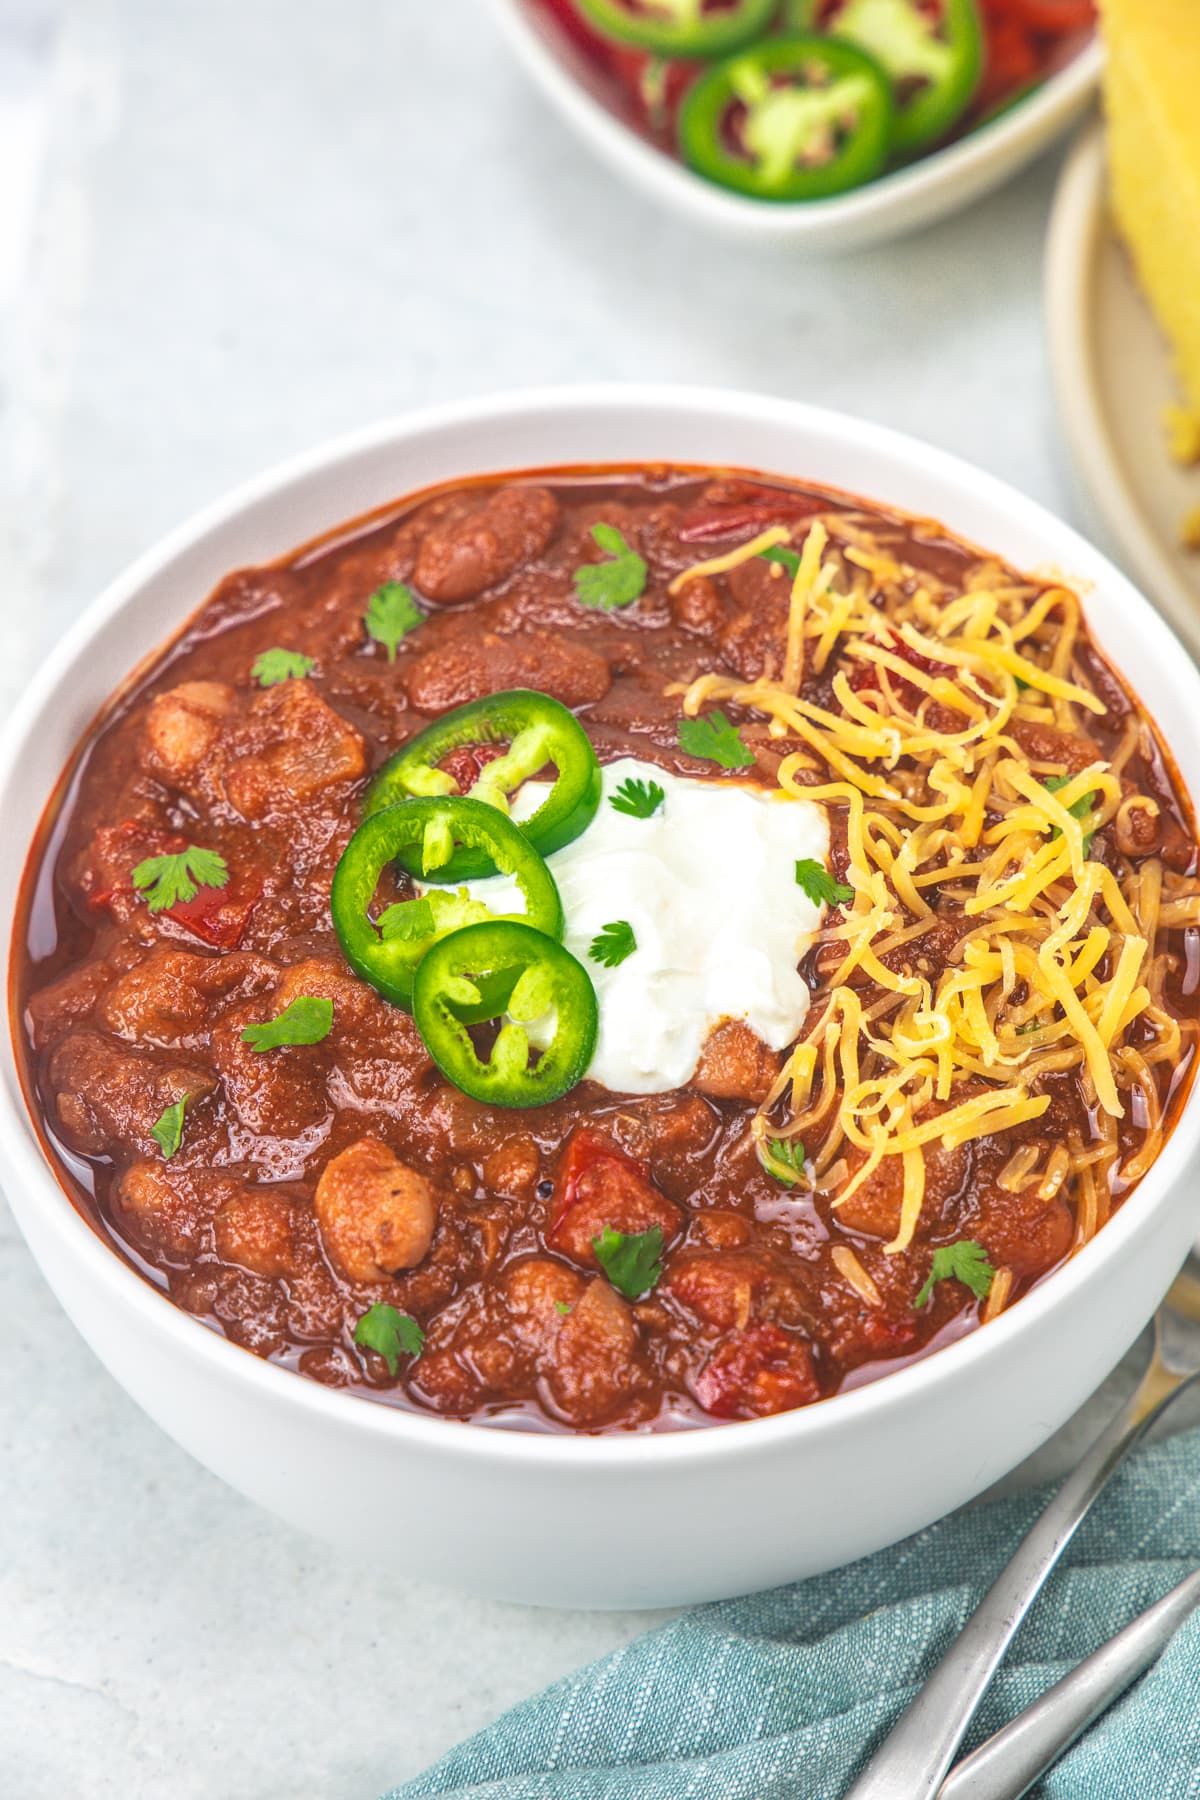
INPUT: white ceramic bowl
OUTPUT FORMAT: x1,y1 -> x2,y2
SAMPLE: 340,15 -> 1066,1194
4,386 -> 1199,1610
488,0 -> 1103,251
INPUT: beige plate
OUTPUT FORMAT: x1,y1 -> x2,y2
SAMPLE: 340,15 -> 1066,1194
1046,122 -> 1200,661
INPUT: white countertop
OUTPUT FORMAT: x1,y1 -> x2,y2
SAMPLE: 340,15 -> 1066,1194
0,4 -> 1154,1796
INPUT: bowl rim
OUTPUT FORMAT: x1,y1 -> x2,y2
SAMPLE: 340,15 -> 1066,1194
487,0 -> 1104,236
4,379 -> 1199,1471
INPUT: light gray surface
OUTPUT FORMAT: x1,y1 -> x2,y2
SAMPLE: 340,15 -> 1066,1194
0,3 -> 1154,1797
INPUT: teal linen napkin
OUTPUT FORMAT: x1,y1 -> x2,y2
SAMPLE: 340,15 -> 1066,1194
385,1426 -> 1200,1800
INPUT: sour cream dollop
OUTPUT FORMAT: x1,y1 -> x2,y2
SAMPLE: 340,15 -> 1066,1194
427,756 -> 831,1097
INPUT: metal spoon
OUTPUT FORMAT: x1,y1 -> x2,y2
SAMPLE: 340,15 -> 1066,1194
843,1266 -> 1200,1800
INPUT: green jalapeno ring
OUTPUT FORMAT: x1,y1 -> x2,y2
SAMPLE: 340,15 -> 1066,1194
364,689 -> 602,883
574,0 -> 776,60
331,798 -> 563,1011
413,920 -> 599,1109
789,0 -> 983,156
678,36 -> 894,203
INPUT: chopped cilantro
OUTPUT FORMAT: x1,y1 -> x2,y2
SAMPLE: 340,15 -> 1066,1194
610,775 -> 665,820
240,995 -> 334,1052
915,1240 -> 995,1309
794,858 -> 854,908
251,647 -> 315,687
555,1300 -> 573,1316
762,1136 -> 806,1185
377,896 -> 436,942
364,581 -> 423,662
150,1098 -> 186,1161
677,710 -> 754,770
592,1224 -> 664,1300
589,920 -> 637,969
573,523 -> 647,612
1045,773 -> 1098,856
757,544 -> 801,577
132,845 -> 229,913
354,1302 -> 424,1375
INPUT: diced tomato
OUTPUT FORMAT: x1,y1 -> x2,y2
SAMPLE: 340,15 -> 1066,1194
694,1324 -> 821,1420
439,743 -> 506,795
547,1128 -> 682,1268
163,878 -> 260,950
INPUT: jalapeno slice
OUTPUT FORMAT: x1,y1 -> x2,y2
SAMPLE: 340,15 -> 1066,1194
574,0 -> 776,59
331,798 -> 563,1010
789,0 -> 983,155
413,920 -> 598,1109
678,36 -> 893,201
364,690 -> 602,883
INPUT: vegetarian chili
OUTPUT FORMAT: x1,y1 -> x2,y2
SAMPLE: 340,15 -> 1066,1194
13,463 -> 1200,1433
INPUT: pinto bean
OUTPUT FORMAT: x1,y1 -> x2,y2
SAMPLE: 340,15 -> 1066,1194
314,1137 -> 437,1282
212,1189 -> 309,1280
405,627 -> 611,713
1009,718 -> 1104,774
691,1020 -> 781,1104
49,1031 -> 216,1156
99,947 -> 276,1049
414,485 -> 559,602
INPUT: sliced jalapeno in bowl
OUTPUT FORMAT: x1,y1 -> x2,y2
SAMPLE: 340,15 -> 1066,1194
678,35 -> 893,201
364,689 -> 602,883
789,0 -> 983,155
331,797 -> 563,1010
574,0 -> 776,59
413,920 -> 598,1109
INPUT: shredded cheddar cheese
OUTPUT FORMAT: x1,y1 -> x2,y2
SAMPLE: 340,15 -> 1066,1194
672,511 -> 1200,1259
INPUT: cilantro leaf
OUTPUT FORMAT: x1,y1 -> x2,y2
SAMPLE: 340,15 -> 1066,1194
354,1302 -> 425,1375
240,995 -> 334,1052
132,845 -> 229,913
677,710 -> 754,770
251,647 -> 315,687
364,582 -> 423,662
610,775 -> 665,820
762,1136 -> 805,1185
757,544 -> 801,577
1044,773 -> 1098,857
377,897 -> 436,942
555,1300 -> 573,1316
794,858 -> 854,908
915,1240 -> 995,1309
573,524 -> 647,612
592,1224 -> 664,1300
150,1097 -> 186,1160
589,920 -> 637,969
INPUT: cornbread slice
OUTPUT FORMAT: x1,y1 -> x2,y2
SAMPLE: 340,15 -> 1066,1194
1101,0 -> 1200,431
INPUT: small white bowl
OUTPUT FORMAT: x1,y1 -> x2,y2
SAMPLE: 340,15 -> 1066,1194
1046,122 -> 1200,657
488,0 -> 1103,251
4,385 -> 1199,1609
